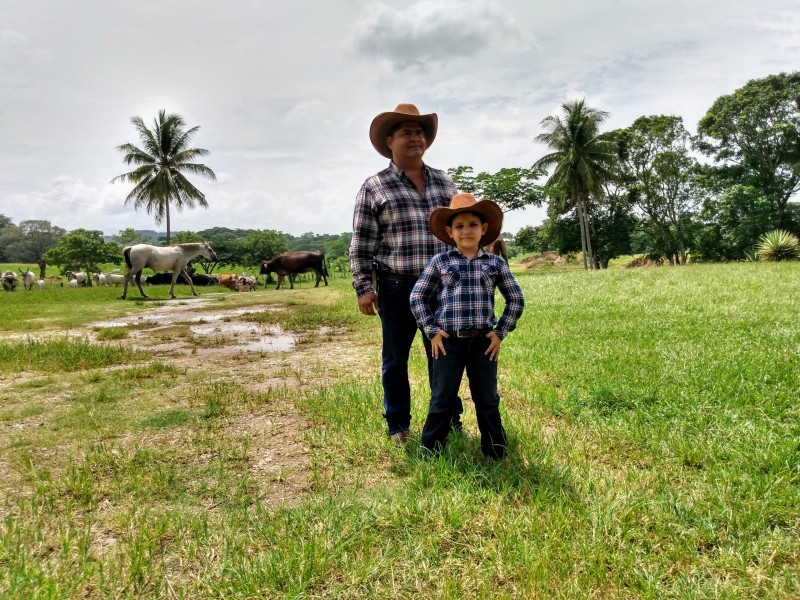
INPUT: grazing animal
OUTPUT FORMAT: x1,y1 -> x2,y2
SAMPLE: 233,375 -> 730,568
105,273 -> 125,286
68,278 -> 78,288
36,280 -> 46,290
120,242 -> 218,300
237,274 -> 257,292
19,267 -> 37,291
217,274 -> 240,291
260,251 -> 328,290
66,271 -> 88,286
2,270 -> 19,291
189,273 -> 215,286
484,237 -> 509,264
145,272 -> 215,286
92,273 -> 107,286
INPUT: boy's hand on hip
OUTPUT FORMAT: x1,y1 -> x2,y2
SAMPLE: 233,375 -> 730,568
485,331 -> 501,361
432,330 -> 449,359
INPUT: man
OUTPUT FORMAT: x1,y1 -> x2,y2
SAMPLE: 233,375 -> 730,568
350,103 -> 464,444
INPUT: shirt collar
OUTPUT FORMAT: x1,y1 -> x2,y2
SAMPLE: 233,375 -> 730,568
446,246 -> 489,260
388,161 -> 429,178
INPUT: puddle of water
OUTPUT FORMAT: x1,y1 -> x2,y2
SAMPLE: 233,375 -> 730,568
233,333 -> 296,353
92,306 -> 273,329
88,304 -> 296,353
186,321 -> 296,353
189,322 -> 263,336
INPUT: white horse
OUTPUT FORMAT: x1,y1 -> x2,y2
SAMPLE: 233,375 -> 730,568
120,242 -> 218,300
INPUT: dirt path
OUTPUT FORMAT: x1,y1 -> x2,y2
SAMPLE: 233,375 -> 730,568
88,298 -> 367,506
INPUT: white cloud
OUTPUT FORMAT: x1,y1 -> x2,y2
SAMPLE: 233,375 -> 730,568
0,0 -> 798,240
348,0 -> 536,70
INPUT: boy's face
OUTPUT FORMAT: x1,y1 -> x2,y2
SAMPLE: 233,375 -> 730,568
446,212 -> 488,253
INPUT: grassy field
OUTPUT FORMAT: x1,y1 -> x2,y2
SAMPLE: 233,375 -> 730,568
0,261 -> 798,598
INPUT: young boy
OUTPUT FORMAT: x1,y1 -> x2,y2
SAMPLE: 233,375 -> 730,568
410,193 -> 525,459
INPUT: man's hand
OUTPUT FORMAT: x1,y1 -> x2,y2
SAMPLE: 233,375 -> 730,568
431,330 -> 449,359
357,292 -> 379,316
484,331 -> 502,361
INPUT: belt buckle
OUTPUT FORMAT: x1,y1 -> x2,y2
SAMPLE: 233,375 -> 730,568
455,329 -> 474,338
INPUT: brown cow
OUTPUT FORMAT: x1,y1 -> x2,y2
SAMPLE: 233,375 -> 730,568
484,237 -> 509,263
260,251 -> 328,290
217,274 -> 240,291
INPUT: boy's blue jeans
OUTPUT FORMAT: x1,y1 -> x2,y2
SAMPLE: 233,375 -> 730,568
421,334 -> 507,459
378,278 -> 463,436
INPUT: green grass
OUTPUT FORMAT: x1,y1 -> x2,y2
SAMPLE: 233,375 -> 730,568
0,262 -> 798,598
0,338 -> 149,371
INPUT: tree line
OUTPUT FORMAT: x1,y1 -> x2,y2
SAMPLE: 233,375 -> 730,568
499,72 -> 800,268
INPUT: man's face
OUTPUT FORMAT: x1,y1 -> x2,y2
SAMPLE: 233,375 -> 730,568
446,212 -> 488,253
386,121 -> 427,162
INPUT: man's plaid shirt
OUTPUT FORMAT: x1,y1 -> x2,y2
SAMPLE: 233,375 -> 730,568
350,161 -> 456,297
409,247 -> 525,340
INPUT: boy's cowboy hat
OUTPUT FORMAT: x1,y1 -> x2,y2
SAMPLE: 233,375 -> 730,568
369,103 -> 438,159
429,193 -> 503,247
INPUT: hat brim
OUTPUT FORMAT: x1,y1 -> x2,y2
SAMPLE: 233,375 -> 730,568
429,200 -> 503,247
369,112 -> 438,159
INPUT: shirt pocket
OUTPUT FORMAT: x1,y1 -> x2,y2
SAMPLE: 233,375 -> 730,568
441,265 -> 461,289
480,264 -> 498,290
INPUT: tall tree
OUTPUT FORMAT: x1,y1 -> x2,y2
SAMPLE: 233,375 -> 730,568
696,72 -> 800,227
0,220 -> 65,263
112,110 -> 216,245
0,218 -> 21,262
615,116 -> 702,265
447,166 -> 544,213
111,227 -> 150,247
237,230 -> 287,266
43,229 -> 121,282
533,99 -> 617,269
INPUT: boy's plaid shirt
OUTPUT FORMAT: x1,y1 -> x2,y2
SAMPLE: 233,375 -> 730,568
410,247 -> 525,340
350,162 -> 456,297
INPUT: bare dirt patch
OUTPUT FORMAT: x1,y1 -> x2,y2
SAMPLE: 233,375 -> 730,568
86,299 -> 365,507
519,251 -> 570,269
624,255 -> 665,268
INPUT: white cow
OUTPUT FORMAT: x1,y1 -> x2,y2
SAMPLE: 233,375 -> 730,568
36,280 -> 46,290
66,271 -> 88,286
105,273 -> 125,286
93,273 -> 107,286
68,278 -> 78,288
19,268 -> 37,291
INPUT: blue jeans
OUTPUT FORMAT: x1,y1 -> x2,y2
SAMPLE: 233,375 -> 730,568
378,277 -> 463,435
421,334 -> 507,459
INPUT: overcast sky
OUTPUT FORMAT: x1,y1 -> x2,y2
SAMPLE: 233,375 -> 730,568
1,0 -> 798,238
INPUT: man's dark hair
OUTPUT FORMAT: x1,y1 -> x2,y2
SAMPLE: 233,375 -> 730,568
387,120 -> 429,139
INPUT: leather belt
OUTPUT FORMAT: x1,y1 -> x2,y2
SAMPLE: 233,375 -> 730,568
450,328 -> 492,338
378,271 -> 420,284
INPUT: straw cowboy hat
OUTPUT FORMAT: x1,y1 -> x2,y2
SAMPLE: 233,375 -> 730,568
369,103 -> 438,159
429,193 -> 503,247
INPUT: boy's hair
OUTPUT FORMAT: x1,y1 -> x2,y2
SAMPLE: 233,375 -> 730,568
447,210 -> 486,227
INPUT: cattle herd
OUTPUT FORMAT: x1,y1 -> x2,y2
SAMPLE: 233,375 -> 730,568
2,250 -> 330,297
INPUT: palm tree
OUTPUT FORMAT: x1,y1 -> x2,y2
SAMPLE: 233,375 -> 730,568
112,110 -> 216,245
533,100 -> 617,269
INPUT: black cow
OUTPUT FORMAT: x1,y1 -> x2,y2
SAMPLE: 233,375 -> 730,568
145,272 -> 216,286
260,251 -> 329,290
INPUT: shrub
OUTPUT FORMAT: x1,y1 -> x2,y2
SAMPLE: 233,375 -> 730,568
756,229 -> 800,261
